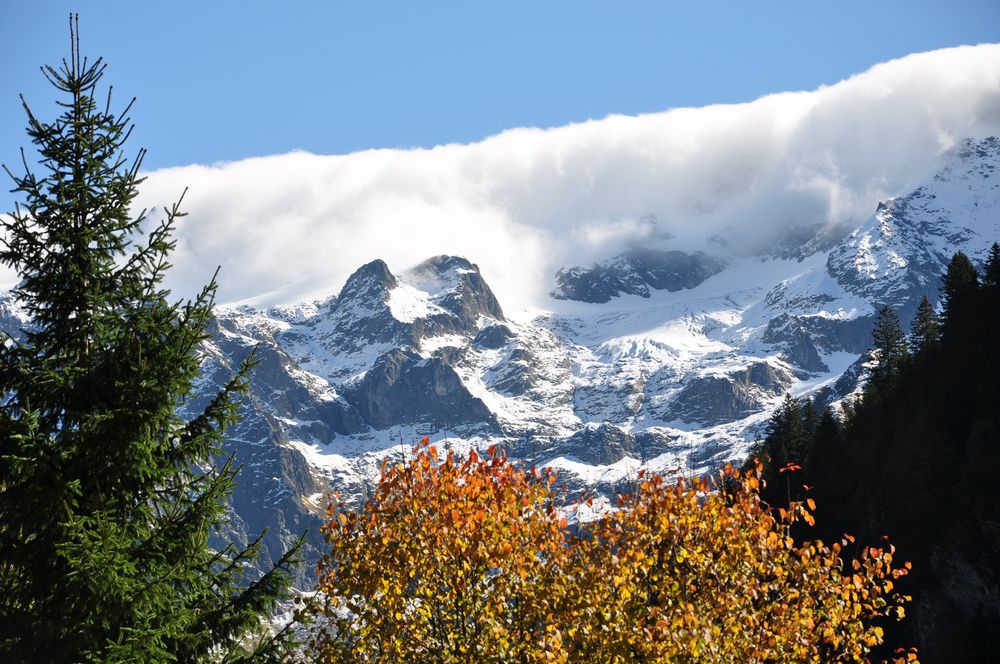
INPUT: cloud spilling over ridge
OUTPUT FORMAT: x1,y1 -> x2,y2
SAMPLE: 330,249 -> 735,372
129,45 -> 1000,310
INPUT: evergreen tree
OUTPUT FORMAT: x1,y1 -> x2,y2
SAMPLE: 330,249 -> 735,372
0,18 -> 301,662
940,251 -> 979,324
910,295 -> 941,354
800,397 -> 820,444
757,393 -> 804,504
984,242 -> 1000,290
869,304 -> 908,385
807,406 -> 841,471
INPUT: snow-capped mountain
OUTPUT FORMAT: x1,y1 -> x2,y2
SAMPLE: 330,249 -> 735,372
3,137 -> 998,579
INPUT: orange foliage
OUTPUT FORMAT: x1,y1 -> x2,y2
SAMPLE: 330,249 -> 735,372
309,442 -> 914,663
310,439 -> 573,661
569,468 -> 913,662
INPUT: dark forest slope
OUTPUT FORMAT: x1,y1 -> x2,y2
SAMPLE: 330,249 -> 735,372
751,246 -> 1000,662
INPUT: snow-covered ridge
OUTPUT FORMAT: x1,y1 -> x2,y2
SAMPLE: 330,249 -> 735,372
3,137 -> 998,581
200,137 -> 999,501
827,136 -> 1000,316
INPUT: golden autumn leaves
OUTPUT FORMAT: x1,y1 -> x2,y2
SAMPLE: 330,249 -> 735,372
308,440 -> 915,663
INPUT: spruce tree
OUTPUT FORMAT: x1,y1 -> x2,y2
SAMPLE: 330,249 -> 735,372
910,295 -> 941,354
870,304 -> 908,385
940,251 -> 979,324
800,397 -> 820,445
757,393 -> 804,504
0,17 -> 301,662
806,405 -> 841,472
984,242 -> 1000,290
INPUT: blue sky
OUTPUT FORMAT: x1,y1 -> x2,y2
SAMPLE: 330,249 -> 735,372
1,2 -> 999,304
3,1 -> 999,181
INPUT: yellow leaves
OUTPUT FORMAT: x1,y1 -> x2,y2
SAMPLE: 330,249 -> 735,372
308,443 -> 914,663
308,440 -> 577,661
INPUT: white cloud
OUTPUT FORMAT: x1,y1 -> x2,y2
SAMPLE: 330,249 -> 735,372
29,45 -> 1000,309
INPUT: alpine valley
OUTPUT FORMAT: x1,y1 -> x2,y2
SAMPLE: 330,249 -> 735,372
4,137 -> 999,580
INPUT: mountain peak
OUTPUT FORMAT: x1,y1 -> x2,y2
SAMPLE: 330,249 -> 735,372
401,255 -> 505,324
412,255 -> 477,276
338,259 -> 398,304
826,135 -> 1000,317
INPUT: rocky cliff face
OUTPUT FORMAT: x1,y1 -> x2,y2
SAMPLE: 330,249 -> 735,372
3,137 -> 998,583
551,249 -> 726,303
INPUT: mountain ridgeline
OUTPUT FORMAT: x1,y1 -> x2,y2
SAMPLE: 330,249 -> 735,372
751,245 -> 1000,662
1,138 -> 999,587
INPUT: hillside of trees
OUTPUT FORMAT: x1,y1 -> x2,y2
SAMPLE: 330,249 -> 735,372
750,245 -> 1000,662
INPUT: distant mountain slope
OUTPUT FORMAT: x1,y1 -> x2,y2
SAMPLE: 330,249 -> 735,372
551,249 -> 726,303
3,137 -> 998,578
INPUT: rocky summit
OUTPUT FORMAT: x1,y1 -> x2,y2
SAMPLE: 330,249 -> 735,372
3,138 -> 999,581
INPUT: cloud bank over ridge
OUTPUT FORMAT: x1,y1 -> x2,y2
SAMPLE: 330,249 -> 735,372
127,45 -> 1000,309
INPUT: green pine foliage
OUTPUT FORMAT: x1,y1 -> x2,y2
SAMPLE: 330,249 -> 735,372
941,250 -> 979,326
0,18 -> 302,662
909,295 -> 940,355
984,242 -> 1000,290
986,243 -> 1000,318
751,245 -> 1000,662
870,304 -> 908,389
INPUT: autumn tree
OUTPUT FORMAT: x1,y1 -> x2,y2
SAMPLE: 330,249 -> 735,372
309,440 -> 575,663
0,17 -> 301,661
572,466 -> 914,662
311,441 -> 915,663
